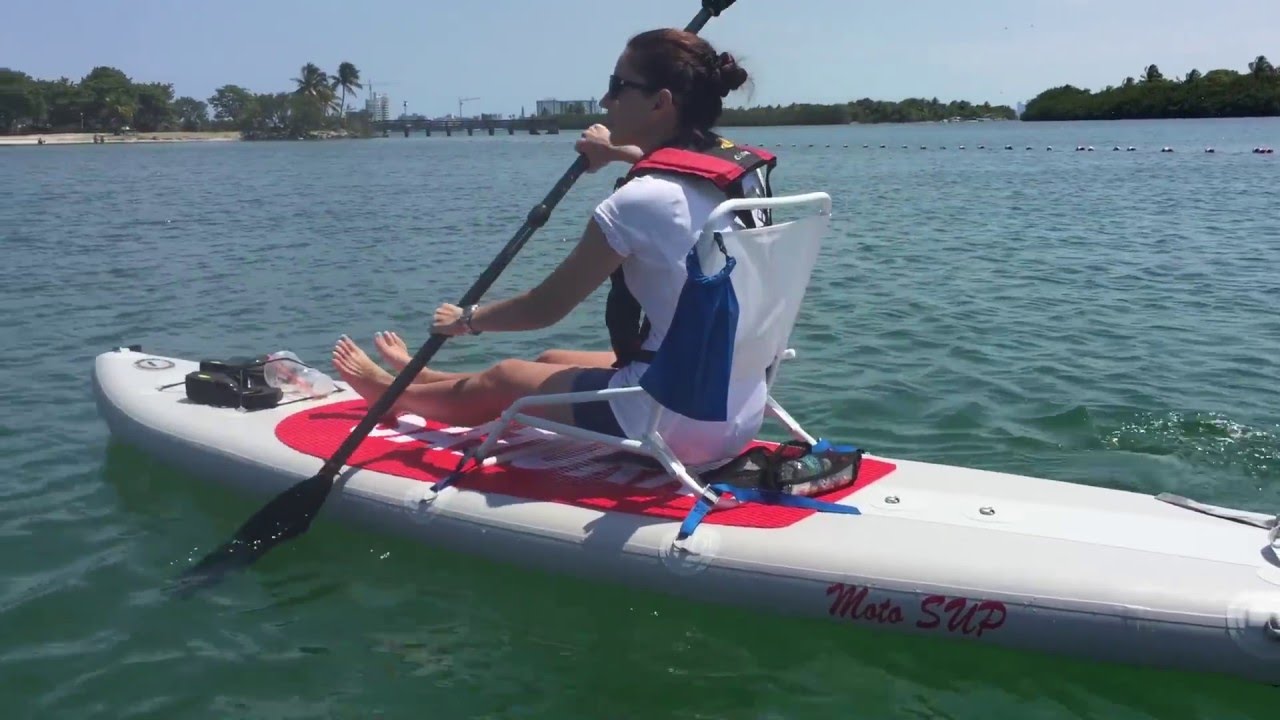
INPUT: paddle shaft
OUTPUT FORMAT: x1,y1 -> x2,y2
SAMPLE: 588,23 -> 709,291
318,0 -> 737,477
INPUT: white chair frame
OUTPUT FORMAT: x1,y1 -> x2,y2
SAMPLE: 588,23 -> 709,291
467,192 -> 833,504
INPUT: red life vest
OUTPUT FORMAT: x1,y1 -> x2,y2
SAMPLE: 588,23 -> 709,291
626,140 -> 777,198
606,135 -> 777,368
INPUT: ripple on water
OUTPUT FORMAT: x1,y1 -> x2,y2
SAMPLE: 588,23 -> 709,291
2,122 -> 1280,718
1104,411 -> 1280,478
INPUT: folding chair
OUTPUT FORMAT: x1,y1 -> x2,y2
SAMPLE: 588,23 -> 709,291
433,192 -> 838,541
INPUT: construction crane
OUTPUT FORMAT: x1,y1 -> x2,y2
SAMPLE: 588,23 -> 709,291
458,96 -> 480,119
365,79 -> 398,99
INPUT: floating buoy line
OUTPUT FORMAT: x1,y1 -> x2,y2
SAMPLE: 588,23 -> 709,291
766,143 -> 1275,154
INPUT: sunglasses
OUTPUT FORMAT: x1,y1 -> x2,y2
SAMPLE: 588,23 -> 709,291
607,74 -> 657,98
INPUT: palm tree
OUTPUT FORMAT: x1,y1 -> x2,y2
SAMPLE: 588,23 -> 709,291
1248,55 -> 1274,79
293,62 -> 334,110
332,62 -> 362,123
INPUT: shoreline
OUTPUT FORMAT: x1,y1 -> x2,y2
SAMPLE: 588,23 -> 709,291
0,131 -> 241,147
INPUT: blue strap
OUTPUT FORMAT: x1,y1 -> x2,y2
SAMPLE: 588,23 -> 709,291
677,483 -> 861,540
677,494 -> 720,540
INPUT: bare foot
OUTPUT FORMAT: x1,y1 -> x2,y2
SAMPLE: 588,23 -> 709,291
373,330 -> 411,371
332,335 -> 397,414
373,330 -> 466,385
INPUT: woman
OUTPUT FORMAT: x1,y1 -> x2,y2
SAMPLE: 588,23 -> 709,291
333,28 -> 776,466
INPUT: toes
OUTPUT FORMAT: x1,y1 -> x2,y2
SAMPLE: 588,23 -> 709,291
332,346 -> 352,368
339,336 -> 367,361
332,336 -> 362,371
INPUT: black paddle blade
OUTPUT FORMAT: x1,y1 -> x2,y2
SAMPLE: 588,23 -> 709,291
172,471 -> 334,595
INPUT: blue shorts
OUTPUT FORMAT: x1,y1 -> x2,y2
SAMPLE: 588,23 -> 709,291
570,368 -> 626,438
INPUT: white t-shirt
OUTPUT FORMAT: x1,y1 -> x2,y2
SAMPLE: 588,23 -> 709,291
591,171 -> 769,467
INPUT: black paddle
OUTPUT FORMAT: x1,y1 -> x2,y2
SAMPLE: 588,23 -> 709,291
174,0 -> 739,594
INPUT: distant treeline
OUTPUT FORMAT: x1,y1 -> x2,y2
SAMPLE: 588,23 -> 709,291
1022,54 -> 1280,121
0,62 -> 372,139
548,96 -> 1016,130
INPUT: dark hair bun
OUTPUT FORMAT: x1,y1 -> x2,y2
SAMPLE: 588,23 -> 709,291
716,52 -> 748,97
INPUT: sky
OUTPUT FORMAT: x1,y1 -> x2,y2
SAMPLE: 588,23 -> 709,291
3,0 -> 1276,118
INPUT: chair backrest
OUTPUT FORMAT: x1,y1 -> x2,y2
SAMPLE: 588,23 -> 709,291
697,191 -> 832,387
638,192 -> 831,422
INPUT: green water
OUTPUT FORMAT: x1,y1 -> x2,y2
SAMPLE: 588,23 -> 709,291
2,119 -> 1278,718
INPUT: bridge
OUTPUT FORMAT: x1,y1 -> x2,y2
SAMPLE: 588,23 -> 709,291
371,117 -> 561,137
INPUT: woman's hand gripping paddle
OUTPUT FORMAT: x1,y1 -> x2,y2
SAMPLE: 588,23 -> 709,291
173,0 -> 740,596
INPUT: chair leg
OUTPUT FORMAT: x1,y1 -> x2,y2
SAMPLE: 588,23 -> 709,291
766,396 -> 817,445
645,431 -> 719,504
469,406 -> 522,463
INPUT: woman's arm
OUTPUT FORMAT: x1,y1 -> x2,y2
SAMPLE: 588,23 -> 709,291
576,123 -> 644,171
433,217 -> 623,335
605,143 -> 644,165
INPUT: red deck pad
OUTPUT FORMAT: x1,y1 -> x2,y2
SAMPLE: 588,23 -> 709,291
276,400 -> 896,529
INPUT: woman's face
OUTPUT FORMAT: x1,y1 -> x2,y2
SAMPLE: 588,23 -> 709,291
602,49 -> 674,147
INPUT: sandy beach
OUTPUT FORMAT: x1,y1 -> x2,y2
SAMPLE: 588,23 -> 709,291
0,131 -> 241,147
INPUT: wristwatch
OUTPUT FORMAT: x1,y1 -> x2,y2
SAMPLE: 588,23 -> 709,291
459,304 -> 482,335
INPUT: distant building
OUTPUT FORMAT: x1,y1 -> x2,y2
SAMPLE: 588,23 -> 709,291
1016,101 -> 1026,118
366,92 -> 391,122
536,98 -> 601,116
